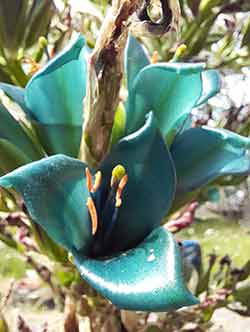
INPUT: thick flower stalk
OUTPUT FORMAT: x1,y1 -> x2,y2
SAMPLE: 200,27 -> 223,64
80,0 -> 142,165
0,31 -> 250,312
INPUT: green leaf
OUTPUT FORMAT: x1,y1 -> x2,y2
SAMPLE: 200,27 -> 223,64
24,0 -> 55,49
0,83 -> 27,111
0,155 -> 93,253
0,314 -> 9,332
0,1 -> 54,55
242,16 -> 250,47
0,102 -> 43,173
74,227 -> 198,311
187,0 -> 201,16
0,0 -> 28,55
0,67 -> 12,84
0,139 -> 33,174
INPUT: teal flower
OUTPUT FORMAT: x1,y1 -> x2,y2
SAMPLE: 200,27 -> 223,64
124,36 -> 250,208
0,113 -> 199,311
0,34 -> 88,172
1,34 -> 250,312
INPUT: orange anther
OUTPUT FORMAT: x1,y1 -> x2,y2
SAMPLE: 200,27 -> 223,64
85,168 -> 93,192
115,174 -> 128,208
87,197 -> 98,235
92,171 -> 102,192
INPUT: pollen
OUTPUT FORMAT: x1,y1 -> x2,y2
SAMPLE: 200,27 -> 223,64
87,197 -> 98,235
111,164 -> 126,187
115,174 -> 128,208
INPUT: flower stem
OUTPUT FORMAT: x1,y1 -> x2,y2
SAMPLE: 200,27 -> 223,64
7,60 -> 29,87
80,0 -> 143,167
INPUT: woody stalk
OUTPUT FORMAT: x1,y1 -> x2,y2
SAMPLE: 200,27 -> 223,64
80,0 -> 181,166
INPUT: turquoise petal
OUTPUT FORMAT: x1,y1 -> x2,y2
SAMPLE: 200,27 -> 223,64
171,127 -> 250,196
99,112 -> 176,254
0,155 -> 92,252
0,82 -> 82,156
126,63 -> 204,139
74,227 -> 198,311
24,35 -> 87,156
196,70 -> 221,107
0,102 -> 43,172
25,34 -> 87,125
125,35 -> 150,93
0,83 -> 28,112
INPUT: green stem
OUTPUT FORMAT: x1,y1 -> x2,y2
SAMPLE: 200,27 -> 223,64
7,60 -> 28,87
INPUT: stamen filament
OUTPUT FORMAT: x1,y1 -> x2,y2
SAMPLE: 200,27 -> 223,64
151,51 -> 159,64
115,174 -> 128,207
92,171 -> 102,192
85,167 -> 93,192
87,197 -> 98,235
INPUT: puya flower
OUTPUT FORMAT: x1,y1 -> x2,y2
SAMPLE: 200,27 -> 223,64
0,35 -> 88,175
0,112 -> 199,311
1,34 -> 250,311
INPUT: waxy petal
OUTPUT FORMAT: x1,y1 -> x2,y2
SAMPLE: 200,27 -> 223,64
171,127 -> 250,197
0,82 -> 81,157
24,35 -> 88,156
125,35 -> 150,93
196,70 -> 221,107
99,112 -> 176,254
0,155 -> 92,252
126,63 -> 204,139
25,34 -> 87,125
0,102 -> 43,173
74,227 -> 198,311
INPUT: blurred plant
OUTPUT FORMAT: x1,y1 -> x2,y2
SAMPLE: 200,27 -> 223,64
0,0 -> 56,86
132,0 -> 250,69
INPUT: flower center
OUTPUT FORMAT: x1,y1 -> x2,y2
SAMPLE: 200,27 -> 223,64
85,165 -> 128,238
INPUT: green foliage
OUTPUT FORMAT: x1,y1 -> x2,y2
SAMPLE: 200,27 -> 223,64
0,245 -> 26,279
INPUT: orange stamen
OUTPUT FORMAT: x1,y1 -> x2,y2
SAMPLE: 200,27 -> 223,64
151,51 -> 159,64
87,197 -> 98,235
85,167 -> 93,192
115,174 -> 128,208
92,171 -> 102,193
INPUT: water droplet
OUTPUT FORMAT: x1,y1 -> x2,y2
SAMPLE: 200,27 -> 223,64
147,253 -> 155,262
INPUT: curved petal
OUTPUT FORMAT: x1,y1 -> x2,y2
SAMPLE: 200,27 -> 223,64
195,70 -> 221,107
125,35 -> 150,93
0,155 -> 92,252
126,63 -> 204,140
0,82 -> 81,157
74,227 -> 198,311
171,127 -> 250,197
0,102 -> 43,173
24,34 -> 88,156
98,112 -> 176,254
